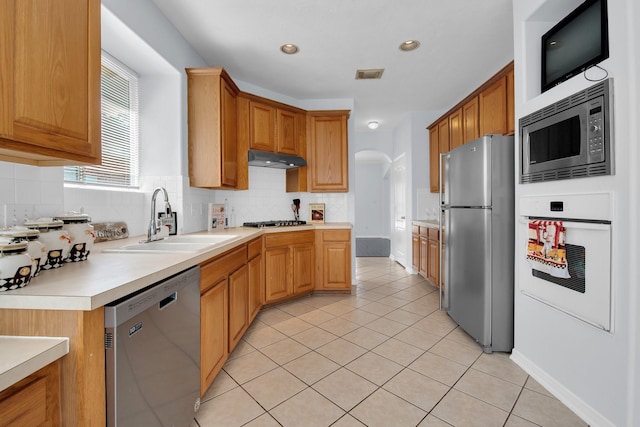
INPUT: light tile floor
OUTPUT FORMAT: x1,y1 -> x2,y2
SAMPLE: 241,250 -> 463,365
192,257 -> 587,427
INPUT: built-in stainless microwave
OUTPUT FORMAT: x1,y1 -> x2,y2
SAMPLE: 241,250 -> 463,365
520,78 -> 613,183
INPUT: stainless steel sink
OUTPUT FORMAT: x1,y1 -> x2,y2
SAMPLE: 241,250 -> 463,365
102,235 -> 238,254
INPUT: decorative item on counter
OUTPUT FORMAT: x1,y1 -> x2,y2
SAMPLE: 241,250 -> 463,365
0,239 -> 33,292
91,222 -> 129,243
0,227 -> 46,278
54,213 -> 96,262
292,199 -> 301,221
158,211 -> 177,235
207,203 -> 225,231
309,203 -> 325,224
24,218 -> 71,269
224,198 -> 230,229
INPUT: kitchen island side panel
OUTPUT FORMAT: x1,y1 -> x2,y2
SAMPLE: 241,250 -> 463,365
0,307 -> 106,426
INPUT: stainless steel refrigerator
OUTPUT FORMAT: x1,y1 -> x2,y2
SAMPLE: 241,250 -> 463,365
439,134 -> 514,353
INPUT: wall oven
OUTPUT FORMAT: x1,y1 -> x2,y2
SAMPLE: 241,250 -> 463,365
520,78 -> 613,183
518,193 -> 612,331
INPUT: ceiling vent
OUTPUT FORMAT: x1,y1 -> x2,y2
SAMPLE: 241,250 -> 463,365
355,68 -> 385,80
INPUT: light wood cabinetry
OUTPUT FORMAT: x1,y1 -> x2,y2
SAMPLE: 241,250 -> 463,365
463,97 -> 480,143
276,108 -> 300,155
249,100 -> 276,152
0,308 -> 105,426
428,61 -> 514,193
315,229 -> 352,291
0,360 -> 61,427
479,76 -> 508,136
411,224 -> 440,288
200,277 -> 228,396
264,230 -> 315,303
427,228 -> 440,286
228,264 -> 249,352
0,0 -> 101,166
186,67 -> 240,188
248,237 -> 264,322
307,111 -> 350,192
411,225 -> 420,272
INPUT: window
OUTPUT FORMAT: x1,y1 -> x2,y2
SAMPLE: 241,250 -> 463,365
65,52 -> 139,187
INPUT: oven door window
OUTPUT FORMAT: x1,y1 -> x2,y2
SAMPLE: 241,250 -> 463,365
532,243 -> 585,293
529,115 -> 581,165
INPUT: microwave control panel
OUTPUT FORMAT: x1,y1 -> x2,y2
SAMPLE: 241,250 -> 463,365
587,98 -> 604,162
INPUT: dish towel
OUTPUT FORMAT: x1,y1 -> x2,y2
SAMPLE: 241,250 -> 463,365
526,220 -> 571,279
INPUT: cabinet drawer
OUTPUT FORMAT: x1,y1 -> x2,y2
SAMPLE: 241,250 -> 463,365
0,376 -> 48,426
322,229 -> 350,242
265,230 -> 314,248
412,225 -> 420,235
248,237 -> 262,260
419,226 -> 429,237
201,245 -> 247,292
428,228 -> 439,240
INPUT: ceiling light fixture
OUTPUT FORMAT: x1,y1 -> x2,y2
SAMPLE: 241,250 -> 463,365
280,44 -> 299,54
399,40 -> 421,51
367,121 -> 379,130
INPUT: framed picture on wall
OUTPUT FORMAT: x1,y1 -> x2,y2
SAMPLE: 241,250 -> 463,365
309,203 -> 325,223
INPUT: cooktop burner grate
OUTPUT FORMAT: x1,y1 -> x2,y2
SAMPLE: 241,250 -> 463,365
243,220 -> 307,228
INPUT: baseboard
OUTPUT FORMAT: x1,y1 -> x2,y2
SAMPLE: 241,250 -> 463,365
510,349 -> 616,427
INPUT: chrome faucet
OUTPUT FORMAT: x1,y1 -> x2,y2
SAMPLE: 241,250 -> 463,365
146,187 -> 172,242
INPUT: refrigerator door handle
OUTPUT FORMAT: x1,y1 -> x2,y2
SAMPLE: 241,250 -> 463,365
440,208 -> 450,311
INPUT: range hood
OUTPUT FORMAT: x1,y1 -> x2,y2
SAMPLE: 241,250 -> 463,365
248,150 -> 307,169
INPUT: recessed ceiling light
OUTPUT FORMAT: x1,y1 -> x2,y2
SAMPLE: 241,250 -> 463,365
399,40 -> 421,51
280,44 -> 299,54
367,121 -> 379,130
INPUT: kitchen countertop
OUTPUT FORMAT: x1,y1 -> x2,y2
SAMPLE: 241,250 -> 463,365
412,219 -> 440,229
0,336 -> 69,392
0,223 -> 352,311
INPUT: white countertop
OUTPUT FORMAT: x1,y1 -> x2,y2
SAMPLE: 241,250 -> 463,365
412,219 -> 440,229
0,336 -> 69,392
0,224 -> 352,311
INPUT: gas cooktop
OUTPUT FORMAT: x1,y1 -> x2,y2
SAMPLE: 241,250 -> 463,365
243,220 -> 307,228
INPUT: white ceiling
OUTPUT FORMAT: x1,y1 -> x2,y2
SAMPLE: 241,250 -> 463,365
151,0 -> 514,132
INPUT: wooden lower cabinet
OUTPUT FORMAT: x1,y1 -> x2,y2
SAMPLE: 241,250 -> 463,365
248,237 -> 264,322
264,230 -> 315,303
427,230 -> 440,286
419,236 -> 428,277
228,264 -> 249,351
412,225 -> 441,288
316,229 -> 351,291
0,361 -> 61,427
411,228 -> 420,272
200,277 -> 228,396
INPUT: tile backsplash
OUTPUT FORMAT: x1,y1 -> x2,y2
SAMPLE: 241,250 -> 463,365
0,161 -> 348,236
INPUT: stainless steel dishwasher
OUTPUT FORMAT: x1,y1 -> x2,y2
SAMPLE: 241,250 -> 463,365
105,266 -> 201,427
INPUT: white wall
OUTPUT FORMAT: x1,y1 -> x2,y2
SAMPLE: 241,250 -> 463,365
512,1 -> 639,426
354,153 -> 391,238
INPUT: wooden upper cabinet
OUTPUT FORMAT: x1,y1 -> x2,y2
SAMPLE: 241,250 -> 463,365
449,109 -> 463,151
308,111 -> 350,192
249,101 -> 276,152
276,108 -> 298,155
462,96 -> 480,144
429,126 -> 440,193
479,76 -> 508,136
0,0 -> 101,166
438,117 -> 450,154
506,69 -> 515,135
186,67 -> 240,188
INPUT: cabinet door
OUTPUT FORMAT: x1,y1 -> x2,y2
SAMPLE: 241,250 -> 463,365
264,247 -> 290,303
276,108 -> 298,155
419,236 -> 428,278
248,253 -> 263,322
427,237 -> 440,286
0,0 -> 101,165
479,76 -> 507,136
462,97 -> 480,144
201,278 -> 228,395
221,79 -> 238,187
449,109 -> 463,151
250,101 -> 276,152
320,242 -> 351,290
308,112 -> 349,192
293,244 -> 314,294
437,118 -> 449,193
411,233 -> 420,272
228,264 -> 248,352
429,127 -> 440,193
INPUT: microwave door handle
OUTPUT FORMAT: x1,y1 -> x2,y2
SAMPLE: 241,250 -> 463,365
519,217 -> 611,231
